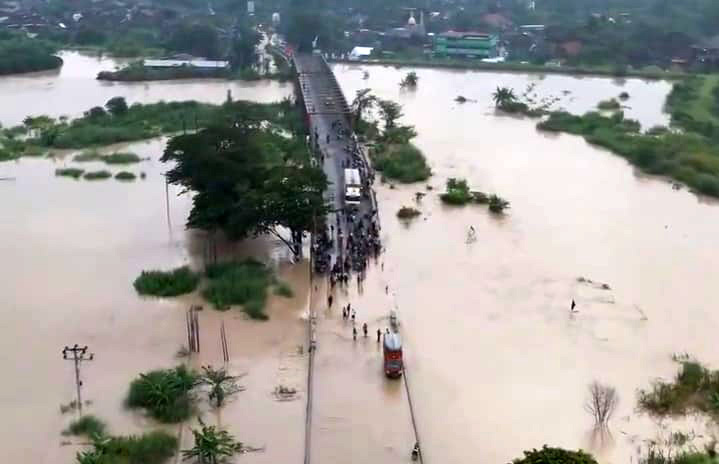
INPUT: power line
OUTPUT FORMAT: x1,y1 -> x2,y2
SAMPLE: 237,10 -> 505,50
62,344 -> 94,415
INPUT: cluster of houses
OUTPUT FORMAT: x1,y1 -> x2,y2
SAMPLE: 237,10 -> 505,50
341,8 -> 719,70
0,0 -> 185,34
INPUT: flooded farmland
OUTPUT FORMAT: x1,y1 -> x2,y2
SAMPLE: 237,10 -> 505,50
1,55 -> 718,464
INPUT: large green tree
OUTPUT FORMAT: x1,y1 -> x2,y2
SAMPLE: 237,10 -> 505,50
230,22 -> 262,70
161,115 -> 328,256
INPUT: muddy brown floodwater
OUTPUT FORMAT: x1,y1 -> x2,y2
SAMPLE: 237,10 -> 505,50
0,51 -> 293,126
1,55 -> 718,464
0,137 -> 308,464
332,64 -> 719,464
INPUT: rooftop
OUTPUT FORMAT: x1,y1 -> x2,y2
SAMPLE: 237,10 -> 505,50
438,30 -> 492,39
143,59 -> 229,69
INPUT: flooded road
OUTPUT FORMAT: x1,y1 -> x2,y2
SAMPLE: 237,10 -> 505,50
0,54 -> 715,464
332,64 -> 719,464
0,51 -> 292,126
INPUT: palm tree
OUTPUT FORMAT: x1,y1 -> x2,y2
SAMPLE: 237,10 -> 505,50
182,419 -> 243,464
400,71 -> 419,88
488,194 -> 510,214
199,366 -> 245,408
492,87 -> 517,108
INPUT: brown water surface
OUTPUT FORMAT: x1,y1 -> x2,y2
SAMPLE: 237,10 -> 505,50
331,64 -> 719,464
0,138 -> 308,463
1,57 -> 714,464
0,51 -> 292,126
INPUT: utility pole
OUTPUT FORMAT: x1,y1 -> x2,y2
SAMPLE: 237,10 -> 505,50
62,344 -> 94,415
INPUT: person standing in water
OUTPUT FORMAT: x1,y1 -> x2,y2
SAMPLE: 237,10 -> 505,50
362,323 -> 368,337
376,328 -> 381,342
571,299 -> 577,312
352,326 -> 357,340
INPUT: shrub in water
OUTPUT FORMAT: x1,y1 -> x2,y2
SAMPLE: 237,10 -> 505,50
56,168 -> 85,179
79,430 -> 178,464
73,150 -> 102,162
373,143 -> 431,183
598,98 -> 621,110
203,260 -> 271,319
115,171 -> 136,181
63,414 -> 107,437
440,178 -> 473,205
83,170 -> 112,180
488,194 -> 510,214
126,366 -> 197,423
103,152 -> 141,164
133,266 -> 199,297
638,358 -> 719,416
397,206 -> 421,219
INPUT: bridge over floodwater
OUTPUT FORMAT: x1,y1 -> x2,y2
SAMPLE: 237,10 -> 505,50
291,52 -> 425,464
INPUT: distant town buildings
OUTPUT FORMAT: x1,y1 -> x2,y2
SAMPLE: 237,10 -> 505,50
433,31 -> 498,59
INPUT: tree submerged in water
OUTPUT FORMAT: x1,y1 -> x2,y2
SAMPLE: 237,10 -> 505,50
584,381 -> 619,427
400,71 -> 419,88
161,107 -> 329,257
199,366 -> 245,408
492,86 -> 517,108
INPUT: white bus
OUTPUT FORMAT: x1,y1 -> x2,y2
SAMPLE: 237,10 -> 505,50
344,168 -> 361,207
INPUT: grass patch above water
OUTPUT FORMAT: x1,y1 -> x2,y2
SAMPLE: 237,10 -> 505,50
73,150 -> 102,162
133,266 -> 199,297
83,170 -> 112,180
115,171 -> 137,181
104,152 -> 142,164
76,430 -> 178,464
203,259 -> 273,319
75,151 -> 141,164
126,366 -> 197,423
55,168 -> 85,179
538,110 -> 719,197
638,356 -> 719,419
62,414 -> 107,437
372,143 -> 431,183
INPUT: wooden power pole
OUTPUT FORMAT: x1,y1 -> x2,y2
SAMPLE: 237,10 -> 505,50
62,344 -> 94,415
